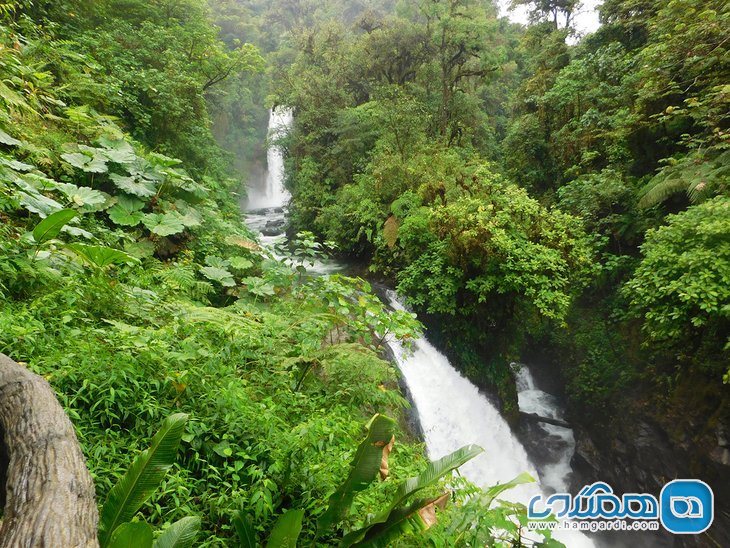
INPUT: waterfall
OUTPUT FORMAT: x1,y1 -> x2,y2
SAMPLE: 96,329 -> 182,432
246,108 -> 293,211
244,108 -> 293,247
514,364 -> 577,494
384,290 -> 540,501
246,109 -> 595,546
385,291 -> 594,546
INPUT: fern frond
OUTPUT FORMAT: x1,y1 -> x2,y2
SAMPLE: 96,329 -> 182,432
157,263 -> 196,291
638,173 -> 687,208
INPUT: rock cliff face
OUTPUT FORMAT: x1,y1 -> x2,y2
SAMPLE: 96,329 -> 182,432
571,414 -> 730,547
520,334 -> 730,547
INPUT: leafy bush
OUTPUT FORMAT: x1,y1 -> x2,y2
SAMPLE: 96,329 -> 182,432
624,196 -> 730,377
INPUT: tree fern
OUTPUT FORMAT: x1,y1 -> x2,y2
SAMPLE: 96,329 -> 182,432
639,150 -> 730,208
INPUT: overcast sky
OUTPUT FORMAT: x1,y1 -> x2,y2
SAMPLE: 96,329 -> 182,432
498,0 -> 602,37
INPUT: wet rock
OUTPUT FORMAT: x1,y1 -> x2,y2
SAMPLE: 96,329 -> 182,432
261,219 -> 286,236
571,419 -> 730,547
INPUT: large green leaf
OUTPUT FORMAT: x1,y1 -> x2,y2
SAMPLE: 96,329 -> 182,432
317,414 -> 397,535
176,203 -> 202,228
143,212 -> 186,236
67,243 -> 139,269
108,196 -> 145,226
0,157 -> 34,172
98,136 -> 137,164
482,471 -> 535,506
341,444 -> 483,547
110,173 -> 157,198
200,266 -> 236,287
229,257 -> 254,272
346,496 -> 439,547
55,183 -> 110,210
153,516 -> 201,548
99,414 -> 189,547
32,209 -> 77,244
18,189 -> 63,216
233,511 -> 257,548
266,509 -> 304,548
147,152 -> 182,168
107,522 -> 153,548
124,157 -> 165,182
18,188 -> 63,217
0,128 -> 21,146
61,148 -> 108,173
241,276 -> 275,297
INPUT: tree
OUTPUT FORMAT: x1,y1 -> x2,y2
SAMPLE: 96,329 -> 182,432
0,354 -> 98,547
510,0 -> 581,29
624,196 -> 730,376
419,0 -> 502,140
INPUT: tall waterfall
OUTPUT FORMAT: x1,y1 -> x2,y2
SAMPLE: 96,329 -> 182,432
385,291 -> 539,499
244,108 -> 292,247
246,108 -> 292,211
515,364 -> 577,494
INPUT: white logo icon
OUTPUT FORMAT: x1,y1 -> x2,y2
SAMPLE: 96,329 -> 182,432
669,496 -> 703,519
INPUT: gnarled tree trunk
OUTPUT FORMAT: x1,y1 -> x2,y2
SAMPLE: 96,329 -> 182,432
0,354 -> 98,547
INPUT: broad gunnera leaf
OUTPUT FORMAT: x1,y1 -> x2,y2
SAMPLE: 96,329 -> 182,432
110,173 -> 157,198
97,136 -> 136,164
200,266 -> 236,287
0,128 -> 21,146
0,157 -> 35,172
143,211 -> 186,236
55,183 -> 111,211
61,149 -> 108,173
109,195 -> 145,226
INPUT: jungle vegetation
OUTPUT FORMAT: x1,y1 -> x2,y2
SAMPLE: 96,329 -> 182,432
0,0 -> 728,546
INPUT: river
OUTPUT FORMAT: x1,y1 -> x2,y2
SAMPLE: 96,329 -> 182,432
244,108 -> 595,547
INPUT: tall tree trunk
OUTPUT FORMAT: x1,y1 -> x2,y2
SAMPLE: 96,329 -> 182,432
0,354 -> 98,547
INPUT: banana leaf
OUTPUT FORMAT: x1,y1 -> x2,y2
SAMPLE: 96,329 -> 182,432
107,522 -> 153,548
266,509 -> 305,548
99,413 -> 189,546
317,414 -> 397,534
340,444 -> 483,546
153,516 -> 201,548
32,208 -> 76,244
233,511 -> 258,548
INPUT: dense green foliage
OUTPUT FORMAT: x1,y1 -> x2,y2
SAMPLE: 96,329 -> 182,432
0,1 -> 561,546
2,0 -> 728,544
270,0 -> 729,427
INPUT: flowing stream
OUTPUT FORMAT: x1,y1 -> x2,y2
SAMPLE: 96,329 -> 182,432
245,108 -> 595,546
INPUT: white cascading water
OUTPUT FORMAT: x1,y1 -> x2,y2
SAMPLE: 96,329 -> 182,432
515,365 -> 577,494
244,108 -> 293,250
246,108 -> 344,275
385,291 -> 540,500
248,109 -> 594,547
385,293 -> 594,547
247,108 -> 292,210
